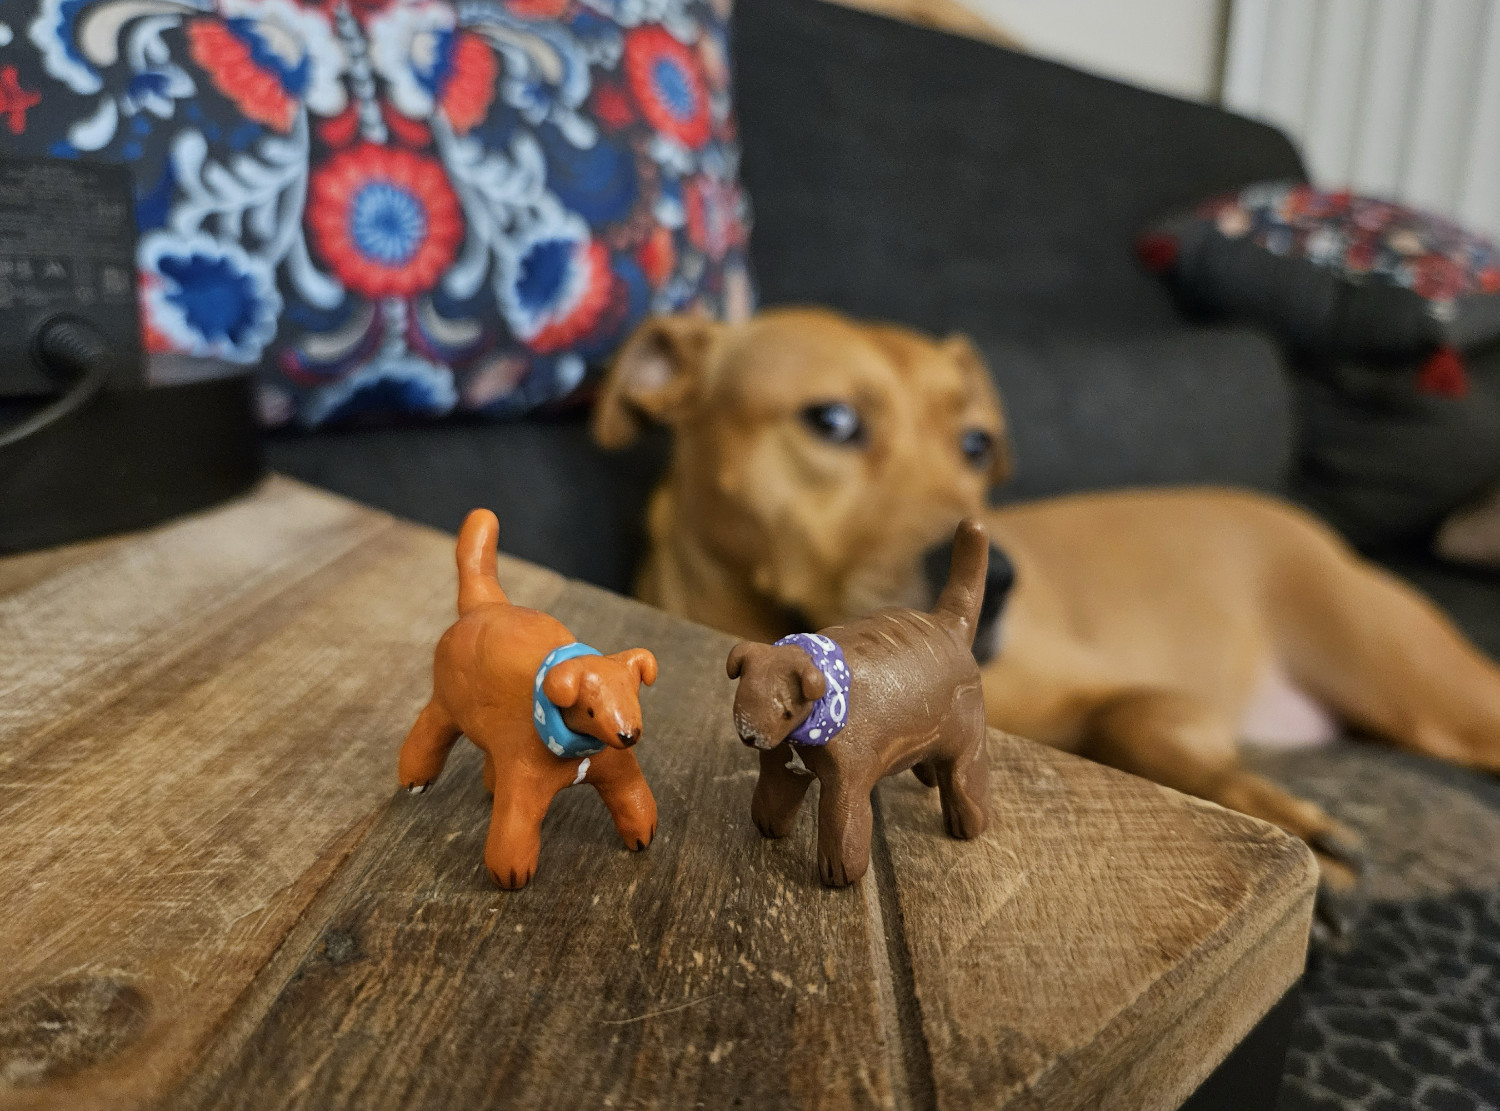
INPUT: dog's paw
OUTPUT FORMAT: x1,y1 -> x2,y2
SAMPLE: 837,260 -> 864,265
488,866 -> 535,891
1306,825 -> 1367,952
404,782 -> 430,796
942,807 -> 987,841
817,853 -> 866,888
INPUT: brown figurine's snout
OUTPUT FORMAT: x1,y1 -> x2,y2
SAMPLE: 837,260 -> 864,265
546,648 -> 659,749
727,642 -> 826,750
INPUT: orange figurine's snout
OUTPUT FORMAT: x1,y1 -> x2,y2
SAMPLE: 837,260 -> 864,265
544,648 -> 659,749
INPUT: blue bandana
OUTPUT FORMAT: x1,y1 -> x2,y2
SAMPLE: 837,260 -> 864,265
533,642 -> 606,758
772,632 -> 851,745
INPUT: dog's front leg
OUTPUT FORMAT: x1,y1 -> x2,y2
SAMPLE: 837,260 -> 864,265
484,783 -> 552,890
751,747 -> 813,838
591,753 -> 658,852
815,775 -> 873,888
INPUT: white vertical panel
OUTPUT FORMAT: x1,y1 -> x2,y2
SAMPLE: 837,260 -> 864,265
1223,0 -> 1274,115
1458,2 -> 1500,235
1348,0 -> 1425,197
1303,0 -> 1373,184
1257,0 -> 1322,133
1401,0 -> 1489,211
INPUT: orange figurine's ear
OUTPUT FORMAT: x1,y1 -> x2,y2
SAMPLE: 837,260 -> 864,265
616,647 -> 658,687
542,660 -> 582,707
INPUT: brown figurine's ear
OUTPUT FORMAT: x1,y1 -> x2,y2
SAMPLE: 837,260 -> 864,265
796,657 -> 827,703
542,662 -> 582,708
943,333 -> 1014,486
726,641 -> 754,680
592,315 -> 724,449
615,647 -> 658,687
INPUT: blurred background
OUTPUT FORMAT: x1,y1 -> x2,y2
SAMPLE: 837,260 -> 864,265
971,0 -> 1500,241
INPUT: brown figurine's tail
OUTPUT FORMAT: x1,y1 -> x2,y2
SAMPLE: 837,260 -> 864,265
456,509 -> 509,616
933,517 -> 990,647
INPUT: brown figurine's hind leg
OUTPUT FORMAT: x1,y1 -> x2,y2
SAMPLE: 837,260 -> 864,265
815,776 -> 874,887
751,748 -> 815,838
398,700 -> 462,792
912,762 -> 938,788
590,752 -> 658,851
933,713 -> 990,841
1082,689 -> 1363,894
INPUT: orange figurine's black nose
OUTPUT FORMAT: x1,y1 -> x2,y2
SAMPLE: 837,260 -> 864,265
618,729 -> 640,747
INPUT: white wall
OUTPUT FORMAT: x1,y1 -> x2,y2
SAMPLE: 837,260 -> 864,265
961,0 -> 1230,101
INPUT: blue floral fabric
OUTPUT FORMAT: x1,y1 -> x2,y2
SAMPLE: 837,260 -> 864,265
2,0 -> 753,425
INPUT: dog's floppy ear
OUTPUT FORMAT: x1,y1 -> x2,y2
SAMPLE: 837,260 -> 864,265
542,661 -> 582,708
795,656 -> 827,703
943,333 -> 1014,486
614,647 -> 658,687
726,641 -> 755,680
592,315 -> 722,448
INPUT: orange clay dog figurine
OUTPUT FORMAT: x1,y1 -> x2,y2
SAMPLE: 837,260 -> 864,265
397,509 -> 659,890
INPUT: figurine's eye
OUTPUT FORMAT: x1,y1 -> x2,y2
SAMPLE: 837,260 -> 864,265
961,428 -> 995,471
801,402 -> 865,447
782,709 -> 792,720
587,708 -> 595,718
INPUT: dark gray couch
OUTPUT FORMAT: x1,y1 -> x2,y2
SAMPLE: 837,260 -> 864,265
268,0 -> 1499,659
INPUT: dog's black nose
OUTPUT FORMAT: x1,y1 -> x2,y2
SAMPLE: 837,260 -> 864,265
922,539 -> 1015,665
618,729 -> 640,747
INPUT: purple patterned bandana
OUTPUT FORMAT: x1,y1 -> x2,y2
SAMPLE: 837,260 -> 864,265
773,633 -> 850,746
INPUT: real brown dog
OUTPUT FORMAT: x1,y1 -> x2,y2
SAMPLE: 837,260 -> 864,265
728,518 -> 992,886
593,306 -> 1500,911
398,509 -> 659,890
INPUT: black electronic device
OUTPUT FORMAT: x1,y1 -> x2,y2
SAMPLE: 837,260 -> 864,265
0,156 -> 263,553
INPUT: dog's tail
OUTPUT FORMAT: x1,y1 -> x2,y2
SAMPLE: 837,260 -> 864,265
933,517 -> 990,647
456,509 -> 509,616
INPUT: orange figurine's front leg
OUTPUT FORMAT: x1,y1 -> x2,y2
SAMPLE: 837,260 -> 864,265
484,778 -> 556,890
590,751 -> 658,852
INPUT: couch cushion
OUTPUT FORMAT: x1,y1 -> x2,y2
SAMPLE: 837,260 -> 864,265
13,0 -> 752,426
985,326 -> 1295,502
733,0 -> 1306,341
1142,182 -> 1500,358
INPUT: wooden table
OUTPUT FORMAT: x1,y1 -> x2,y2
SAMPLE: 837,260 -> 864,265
0,478 -> 1316,1110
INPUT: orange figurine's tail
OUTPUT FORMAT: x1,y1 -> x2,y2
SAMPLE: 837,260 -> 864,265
455,509 -> 509,616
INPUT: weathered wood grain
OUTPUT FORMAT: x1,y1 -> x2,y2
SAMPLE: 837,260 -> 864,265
174,583 -> 898,1111
0,478 -> 565,1110
0,477 -> 1316,1111
876,732 -> 1317,1111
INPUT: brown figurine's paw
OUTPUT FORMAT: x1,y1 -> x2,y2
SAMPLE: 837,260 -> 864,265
488,865 -> 535,890
942,805 -> 987,841
817,853 -> 867,888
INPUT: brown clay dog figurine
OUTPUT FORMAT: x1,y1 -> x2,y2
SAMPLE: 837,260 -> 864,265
727,518 -> 992,886
398,509 -> 659,890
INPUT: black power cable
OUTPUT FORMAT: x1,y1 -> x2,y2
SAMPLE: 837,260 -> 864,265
0,314 -> 114,451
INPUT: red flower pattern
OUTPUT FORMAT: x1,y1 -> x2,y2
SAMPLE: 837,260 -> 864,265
309,145 -> 464,299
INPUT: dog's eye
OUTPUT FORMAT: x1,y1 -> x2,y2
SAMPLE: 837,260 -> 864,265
801,402 -> 865,446
961,428 -> 995,471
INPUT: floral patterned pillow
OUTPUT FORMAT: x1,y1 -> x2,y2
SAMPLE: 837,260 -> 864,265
5,0 -> 753,425
1140,182 -> 1500,365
